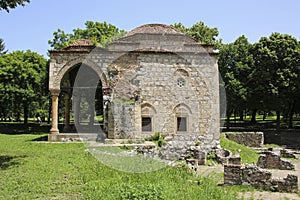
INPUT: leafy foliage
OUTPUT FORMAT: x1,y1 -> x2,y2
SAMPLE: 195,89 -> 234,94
48,21 -> 126,50
219,33 -> 300,126
249,33 -> 300,127
146,132 -> 166,147
0,38 -> 7,56
0,50 -> 47,123
172,21 -> 221,45
0,0 -> 30,12
218,35 -> 254,121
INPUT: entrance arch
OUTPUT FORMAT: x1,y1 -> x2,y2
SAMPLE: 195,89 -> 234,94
52,58 -> 108,90
50,61 -> 106,135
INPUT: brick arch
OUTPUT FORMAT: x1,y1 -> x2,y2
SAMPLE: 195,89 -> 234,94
52,57 -> 108,90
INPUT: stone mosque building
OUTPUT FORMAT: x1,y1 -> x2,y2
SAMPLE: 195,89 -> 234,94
48,24 -> 220,154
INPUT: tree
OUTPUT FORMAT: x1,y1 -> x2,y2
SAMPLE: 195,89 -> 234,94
0,50 -> 47,124
250,33 -> 300,129
171,21 -> 221,46
48,21 -> 126,50
218,36 -> 254,126
0,38 -> 7,56
0,0 -> 30,12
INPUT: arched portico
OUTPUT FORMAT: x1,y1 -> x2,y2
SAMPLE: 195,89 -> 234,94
49,41 -> 109,138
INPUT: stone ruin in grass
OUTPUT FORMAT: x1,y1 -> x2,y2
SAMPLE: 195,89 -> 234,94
224,163 -> 298,193
224,161 -> 298,193
257,151 -> 295,170
222,135 -> 298,193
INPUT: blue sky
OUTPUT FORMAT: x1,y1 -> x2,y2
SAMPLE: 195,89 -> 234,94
0,0 -> 299,57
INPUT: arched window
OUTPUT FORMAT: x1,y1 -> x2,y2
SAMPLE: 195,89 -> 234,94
141,103 -> 156,132
174,103 -> 192,132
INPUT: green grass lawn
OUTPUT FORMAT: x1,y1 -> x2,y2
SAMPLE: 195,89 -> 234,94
0,133 -> 240,200
220,137 -> 259,164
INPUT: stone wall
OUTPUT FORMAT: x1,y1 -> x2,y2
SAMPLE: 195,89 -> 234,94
257,151 -> 295,170
224,164 -> 298,193
280,149 -> 297,159
135,134 -> 216,164
48,24 -> 220,156
225,132 -> 264,148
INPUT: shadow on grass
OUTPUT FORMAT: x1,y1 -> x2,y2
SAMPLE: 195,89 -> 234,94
31,135 -> 48,141
0,122 -> 51,134
0,155 -> 26,170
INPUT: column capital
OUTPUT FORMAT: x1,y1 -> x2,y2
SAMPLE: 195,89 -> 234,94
50,89 -> 60,96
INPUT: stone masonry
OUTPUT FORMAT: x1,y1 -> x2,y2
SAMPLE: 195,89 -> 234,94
48,24 -> 220,157
257,151 -> 295,170
224,163 -> 298,193
225,132 -> 264,148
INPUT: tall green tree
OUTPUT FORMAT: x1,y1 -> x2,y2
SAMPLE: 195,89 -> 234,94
0,50 -> 47,124
171,21 -> 221,45
48,21 -> 126,50
250,33 -> 300,128
0,0 -> 30,12
0,38 -> 7,56
218,35 -> 254,125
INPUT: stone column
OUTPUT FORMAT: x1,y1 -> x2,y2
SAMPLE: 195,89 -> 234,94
63,93 -> 71,132
50,89 -> 60,134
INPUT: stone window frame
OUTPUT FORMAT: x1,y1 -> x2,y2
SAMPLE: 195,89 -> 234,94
174,103 -> 192,134
141,103 -> 156,134
176,116 -> 188,132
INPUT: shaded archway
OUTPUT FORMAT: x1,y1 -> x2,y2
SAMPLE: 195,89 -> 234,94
59,63 -> 104,133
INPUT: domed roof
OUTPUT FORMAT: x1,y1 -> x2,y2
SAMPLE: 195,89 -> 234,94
124,24 -> 184,37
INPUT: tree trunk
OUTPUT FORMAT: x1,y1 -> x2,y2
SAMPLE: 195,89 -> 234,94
276,110 -> 281,131
24,104 -> 28,125
263,112 -> 267,121
288,100 -> 295,128
226,110 -> 231,130
251,109 -> 257,123
226,114 -> 230,130
239,110 -> 244,121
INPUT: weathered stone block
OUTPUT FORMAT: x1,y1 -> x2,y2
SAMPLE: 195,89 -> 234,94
225,132 -> 264,148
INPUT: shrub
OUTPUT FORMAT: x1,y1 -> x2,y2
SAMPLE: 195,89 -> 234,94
146,132 -> 166,147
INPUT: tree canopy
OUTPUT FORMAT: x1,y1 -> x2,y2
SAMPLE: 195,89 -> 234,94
171,21 -> 221,46
48,21 -> 126,50
218,35 -> 254,123
0,50 -> 47,123
218,32 -> 300,128
249,33 -> 300,127
0,0 -> 30,12
49,21 -> 221,50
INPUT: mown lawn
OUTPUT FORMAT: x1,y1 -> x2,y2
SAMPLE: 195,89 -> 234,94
220,137 -> 259,164
0,133 -> 239,200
